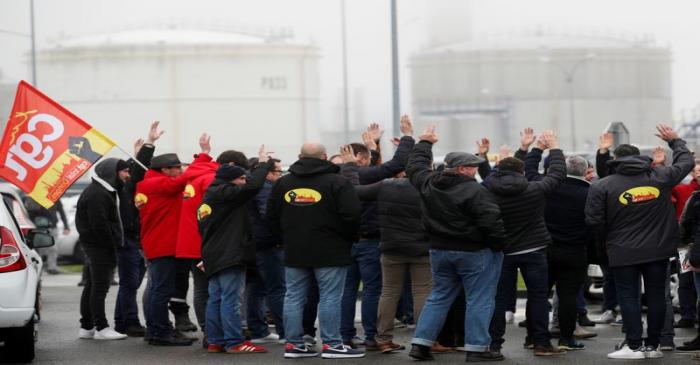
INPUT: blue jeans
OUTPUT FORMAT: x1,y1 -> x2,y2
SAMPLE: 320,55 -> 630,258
341,239 -> 382,341
114,243 -> 146,330
246,248 -> 286,338
207,266 -> 246,349
412,249 -> 503,352
490,249 -> 550,349
612,259 -> 668,349
284,266 -> 347,347
145,256 -> 177,339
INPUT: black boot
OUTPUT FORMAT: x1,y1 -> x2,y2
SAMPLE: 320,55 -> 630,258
409,344 -> 434,361
175,313 -> 197,332
466,350 -> 505,362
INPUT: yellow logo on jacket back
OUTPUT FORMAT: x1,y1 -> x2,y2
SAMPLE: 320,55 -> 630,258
134,193 -> 148,209
618,186 -> 660,205
183,184 -> 195,200
284,188 -> 322,206
197,204 -> 212,221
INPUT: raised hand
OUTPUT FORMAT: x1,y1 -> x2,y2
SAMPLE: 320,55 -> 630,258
540,130 -> 559,150
367,122 -> 384,143
258,144 -> 273,164
655,123 -> 679,142
146,121 -> 165,144
419,124 -> 438,144
399,114 -> 413,137
475,138 -> 490,155
499,144 -> 512,161
199,133 -> 211,154
362,131 -> 377,151
520,127 -> 536,151
599,132 -> 613,153
133,138 -> 145,156
339,145 -> 358,164
652,146 -> 666,166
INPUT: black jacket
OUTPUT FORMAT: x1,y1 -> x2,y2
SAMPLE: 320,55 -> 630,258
524,148 -> 592,248
354,136 -> 415,239
248,181 -> 282,252
342,164 -> 428,256
75,158 -> 124,248
267,158 -> 361,267
120,144 -> 154,246
406,141 -> 506,251
681,192 -> 700,267
198,161 -> 271,278
484,149 -> 566,254
585,139 -> 694,268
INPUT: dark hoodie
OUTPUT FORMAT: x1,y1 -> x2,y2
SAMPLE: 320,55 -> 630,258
484,149 -> 566,254
75,158 -> 125,248
406,141 -> 507,251
585,138 -> 694,267
267,157 -> 361,267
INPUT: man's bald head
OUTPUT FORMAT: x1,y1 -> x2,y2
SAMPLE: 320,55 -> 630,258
299,143 -> 328,160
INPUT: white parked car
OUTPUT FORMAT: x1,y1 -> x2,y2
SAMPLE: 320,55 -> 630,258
55,195 -> 82,263
0,195 -> 55,362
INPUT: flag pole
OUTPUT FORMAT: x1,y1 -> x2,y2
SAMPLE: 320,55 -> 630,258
114,144 -> 149,171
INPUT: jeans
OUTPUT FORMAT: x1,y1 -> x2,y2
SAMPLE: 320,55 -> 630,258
548,245 -> 587,341
375,254 -> 432,344
437,289 -> 465,347
612,259 -> 668,349
490,249 -> 550,349
80,245 -> 117,331
146,256 -> 177,339
284,266 -> 347,347
246,248 -> 286,338
678,271 -> 697,321
207,266 -> 246,349
412,249 -> 503,352
114,243 -> 146,331
340,239 -> 382,341
601,263 -> 618,312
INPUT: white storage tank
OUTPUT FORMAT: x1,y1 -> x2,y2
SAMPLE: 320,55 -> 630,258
410,31 -> 672,156
34,26 -> 320,164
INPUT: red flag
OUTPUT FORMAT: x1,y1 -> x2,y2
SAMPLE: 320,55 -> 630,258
0,81 -> 115,208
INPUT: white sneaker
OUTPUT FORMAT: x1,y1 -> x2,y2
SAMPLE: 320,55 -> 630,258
607,345 -> 645,359
79,328 -> 95,339
455,346 -> 466,352
644,346 -> 663,359
595,310 -> 617,324
505,311 -> 515,324
251,333 -> 280,344
93,327 -> 128,340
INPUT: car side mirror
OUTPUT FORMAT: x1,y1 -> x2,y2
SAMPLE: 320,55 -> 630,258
26,228 -> 55,249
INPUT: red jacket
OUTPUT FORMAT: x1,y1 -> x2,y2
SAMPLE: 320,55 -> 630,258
135,154 -> 212,260
672,179 -> 700,220
175,162 -> 218,259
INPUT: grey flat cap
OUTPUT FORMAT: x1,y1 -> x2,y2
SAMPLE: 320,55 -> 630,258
444,152 -> 485,168
150,153 -> 182,170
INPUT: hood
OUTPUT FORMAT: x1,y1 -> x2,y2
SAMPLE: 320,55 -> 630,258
288,158 -> 339,176
187,160 -> 219,176
486,171 -> 529,196
430,172 -> 474,190
92,158 -> 122,191
607,155 -> 652,176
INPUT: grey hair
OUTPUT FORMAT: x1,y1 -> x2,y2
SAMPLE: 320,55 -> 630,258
566,155 -> 588,177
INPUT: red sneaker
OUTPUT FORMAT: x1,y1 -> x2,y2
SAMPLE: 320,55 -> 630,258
226,341 -> 268,354
207,344 -> 224,353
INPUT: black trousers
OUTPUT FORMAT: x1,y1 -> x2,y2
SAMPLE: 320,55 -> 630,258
548,244 -> 587,341
168,258 -> 208,329
437,289 -> 465,347
80,244 -> 117,331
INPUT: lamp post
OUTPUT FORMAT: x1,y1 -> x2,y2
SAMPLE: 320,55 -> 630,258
540,53 -> 595,151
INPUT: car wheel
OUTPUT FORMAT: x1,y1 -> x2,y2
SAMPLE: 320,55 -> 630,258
5,319 -> 35,363
72,240 -> 85,264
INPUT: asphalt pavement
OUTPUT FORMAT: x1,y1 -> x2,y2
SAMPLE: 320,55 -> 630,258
2,272 -> 699,365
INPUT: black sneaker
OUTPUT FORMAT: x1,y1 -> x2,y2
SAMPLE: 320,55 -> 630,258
149,336 -> 195,346
175,314 -> 197,332
321,344 -> 365,359
518,320 -> 527,328
125,324 -> 146,337
284,343 -> 319,358
558,338 -> 585,351
678,337 -> 700,352
578,313 -> 596,327
465,350 -> 505,362
674,318 -> 695,329
408,344 -> 434,361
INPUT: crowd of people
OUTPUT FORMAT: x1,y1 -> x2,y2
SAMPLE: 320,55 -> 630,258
66,116 -> 700,361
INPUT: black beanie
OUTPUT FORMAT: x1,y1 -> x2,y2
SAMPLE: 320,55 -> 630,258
116,159 -> 129,171
216,165 -> 246,181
